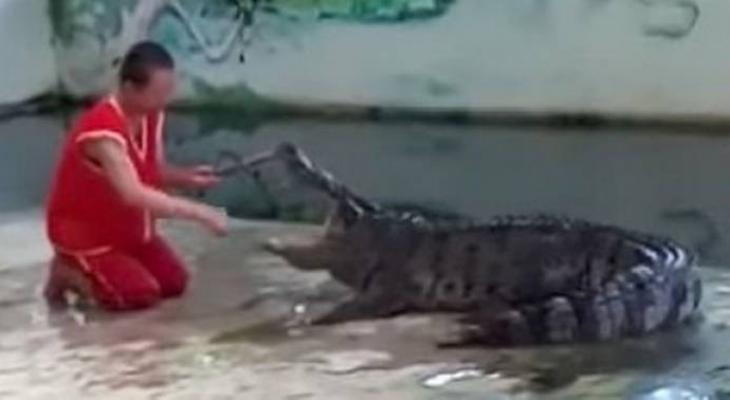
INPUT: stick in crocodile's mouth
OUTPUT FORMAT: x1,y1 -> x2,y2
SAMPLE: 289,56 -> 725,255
212,148 -> 279,177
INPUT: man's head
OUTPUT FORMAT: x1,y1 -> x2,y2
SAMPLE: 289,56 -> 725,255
118,41 -> 175,113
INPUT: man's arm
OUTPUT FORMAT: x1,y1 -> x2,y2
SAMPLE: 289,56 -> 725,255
156,133 -> 219,190
159,164 -> 220,190
86,139 -> 227,235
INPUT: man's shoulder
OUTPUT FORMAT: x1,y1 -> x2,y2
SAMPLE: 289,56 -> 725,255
75,97 -> 124,131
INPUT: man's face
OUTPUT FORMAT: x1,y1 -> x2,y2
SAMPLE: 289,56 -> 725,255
127,68 -> 175,112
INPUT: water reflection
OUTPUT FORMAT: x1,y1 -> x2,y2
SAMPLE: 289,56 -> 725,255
626,375 -> 716,400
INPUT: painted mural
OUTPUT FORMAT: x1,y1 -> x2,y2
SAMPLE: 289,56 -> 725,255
49,0 -> 715,117
50,0 -> 454,100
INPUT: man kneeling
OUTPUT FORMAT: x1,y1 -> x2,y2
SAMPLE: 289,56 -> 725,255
44,42 -> 227,311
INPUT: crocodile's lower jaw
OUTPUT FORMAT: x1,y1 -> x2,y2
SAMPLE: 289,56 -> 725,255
263,237 -> 285,254
262,233 -> 334,271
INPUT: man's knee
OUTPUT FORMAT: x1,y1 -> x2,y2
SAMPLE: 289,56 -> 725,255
159,267 -> 188,298
140,237 -> 189,298
99,282 -> 161,311
87,255 -> 163,311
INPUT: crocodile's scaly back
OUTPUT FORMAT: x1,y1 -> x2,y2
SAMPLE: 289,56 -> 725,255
258,143 -> 702,347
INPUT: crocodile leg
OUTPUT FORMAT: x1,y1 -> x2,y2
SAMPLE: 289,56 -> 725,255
312,293 -> 408,325
451,295 -> 609,347
440,307 -> 535,348
438,295 -> 540,347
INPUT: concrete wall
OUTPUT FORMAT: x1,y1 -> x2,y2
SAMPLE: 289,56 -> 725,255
50,0 -> 729,119
0,0 -> 56,106
0,0 -> 717,118
0,0 -> 721,118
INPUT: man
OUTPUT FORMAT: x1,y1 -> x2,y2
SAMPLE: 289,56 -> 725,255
44,41 -> 227,311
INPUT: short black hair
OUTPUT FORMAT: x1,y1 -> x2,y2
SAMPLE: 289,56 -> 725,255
118,41 -> 175,87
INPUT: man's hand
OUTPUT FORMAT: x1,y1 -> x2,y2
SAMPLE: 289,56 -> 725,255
188,203 -> 228,236
184,165 -> 221,190
161,165 -> 221,190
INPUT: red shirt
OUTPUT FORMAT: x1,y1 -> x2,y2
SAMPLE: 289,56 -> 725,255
46,96 -> 165,254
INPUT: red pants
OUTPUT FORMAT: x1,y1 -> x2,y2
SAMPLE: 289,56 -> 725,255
44,236 -> 188,311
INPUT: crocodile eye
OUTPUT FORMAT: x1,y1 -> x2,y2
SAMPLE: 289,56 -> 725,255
434,232 -> 449,242
466,243 -> 479,254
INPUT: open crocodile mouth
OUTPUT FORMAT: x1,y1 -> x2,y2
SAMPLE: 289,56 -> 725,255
263,235 -> 318,255
262,231 -> 332,271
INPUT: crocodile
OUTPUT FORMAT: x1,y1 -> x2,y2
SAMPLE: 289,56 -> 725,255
225,142 -> 703,346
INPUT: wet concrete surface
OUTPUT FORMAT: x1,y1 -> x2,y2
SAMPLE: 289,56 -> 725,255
2,217 -> 730,399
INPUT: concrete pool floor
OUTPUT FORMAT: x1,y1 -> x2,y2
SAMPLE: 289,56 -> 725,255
2,215 -> 730,399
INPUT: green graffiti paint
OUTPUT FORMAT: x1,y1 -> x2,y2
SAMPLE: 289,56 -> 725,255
49,0 -> 136,45
224,0 -> 454,22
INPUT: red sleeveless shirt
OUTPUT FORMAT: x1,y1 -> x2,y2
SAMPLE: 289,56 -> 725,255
46,97 -> 164,254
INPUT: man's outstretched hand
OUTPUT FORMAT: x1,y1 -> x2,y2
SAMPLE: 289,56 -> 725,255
181,165 -> 222,190
178,200 -> 228,237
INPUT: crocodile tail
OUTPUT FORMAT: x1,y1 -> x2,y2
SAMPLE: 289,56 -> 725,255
454,232 -> 701,347
657,239 -> 702,325
564,235 -> 701,343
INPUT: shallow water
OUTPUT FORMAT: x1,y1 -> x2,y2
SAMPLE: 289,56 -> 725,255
3,112 -> 730,398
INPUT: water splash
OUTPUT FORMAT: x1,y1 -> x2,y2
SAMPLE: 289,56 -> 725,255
421,366 -> 485,388
63,290 -> 88,326
626,376 -> 716,400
